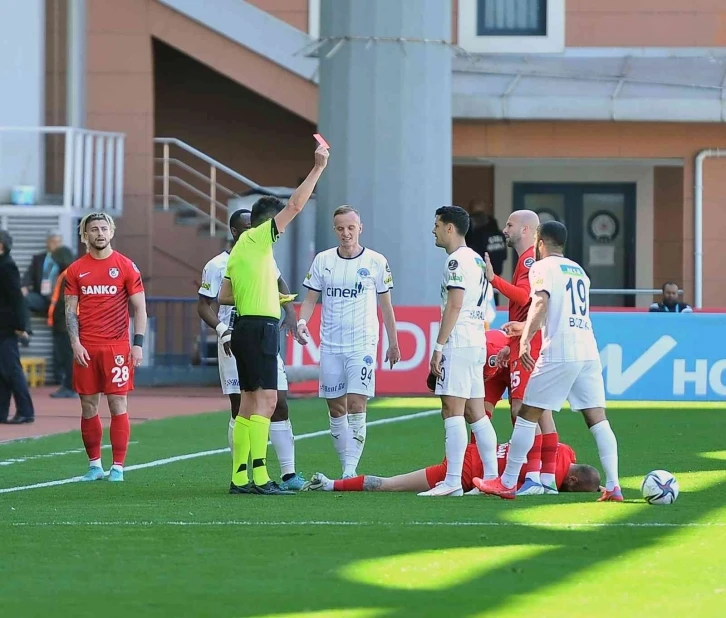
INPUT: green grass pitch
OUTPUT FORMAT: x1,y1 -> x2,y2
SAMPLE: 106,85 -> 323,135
1,397 -> 726,618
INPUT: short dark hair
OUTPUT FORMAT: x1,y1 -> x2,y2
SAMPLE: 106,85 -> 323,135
229,208 -> 251,233
0,229 -> 12,252
537,220 -> 567,249
662,281 -> 679,292
52,246 -> 75,271
435,205 -> 470,236
251,197 -> 284,227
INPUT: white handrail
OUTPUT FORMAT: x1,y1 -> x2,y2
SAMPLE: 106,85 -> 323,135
0,126 -> 125,214
590,288 -> 682,296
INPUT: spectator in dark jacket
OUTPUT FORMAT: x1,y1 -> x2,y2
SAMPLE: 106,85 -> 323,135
0,230 -> 35,424
48,246 -> 77,398
649,282 -> 692,313
22,230 -> 63,315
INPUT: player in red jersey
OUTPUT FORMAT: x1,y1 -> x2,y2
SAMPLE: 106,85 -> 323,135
302,439 -> 599,494
64,213 -> 147,483
484,210 -> 558,495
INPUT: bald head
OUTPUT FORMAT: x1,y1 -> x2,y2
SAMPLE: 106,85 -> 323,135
503,210 -> 539,253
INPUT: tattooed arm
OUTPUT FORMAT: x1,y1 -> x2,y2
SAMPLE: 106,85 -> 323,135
65,295 -> 89,367
363,476 -> 385,491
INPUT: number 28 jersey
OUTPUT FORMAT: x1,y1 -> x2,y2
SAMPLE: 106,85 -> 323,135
529,256 -> 599,362
440,246 -> 488,349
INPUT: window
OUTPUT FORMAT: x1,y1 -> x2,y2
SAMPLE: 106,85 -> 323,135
477,0 -> 547,37
458,0 -> 564,54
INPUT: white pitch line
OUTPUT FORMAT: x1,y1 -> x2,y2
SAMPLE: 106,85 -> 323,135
0,408 -> 441,495
7,520 -> 726,528
0,442 -> 139,467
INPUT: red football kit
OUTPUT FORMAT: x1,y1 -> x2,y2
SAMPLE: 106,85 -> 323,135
491,246 -> 542,400
425,442 -> 576,493
483,328 -> 510,408
65,251 -> 144,395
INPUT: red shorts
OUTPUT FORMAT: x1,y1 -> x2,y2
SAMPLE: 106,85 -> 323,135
425,444 -> 484,493
485,368 -> 510,409
72,342 -> 135,396
509,346 -> 541,401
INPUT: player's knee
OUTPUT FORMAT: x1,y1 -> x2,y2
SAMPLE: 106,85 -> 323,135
107,395 -> 127,415
582,407 -> 606,428
347,395 -> 367,415
327,397 -> 347,418
271,393 -> 289,422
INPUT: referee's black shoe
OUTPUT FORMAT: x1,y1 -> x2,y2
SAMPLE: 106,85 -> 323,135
252,480 -> 295,496
229,482 -> 255,494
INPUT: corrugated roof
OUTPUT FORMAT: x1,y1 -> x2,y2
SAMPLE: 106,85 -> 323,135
452,54 -> 726,122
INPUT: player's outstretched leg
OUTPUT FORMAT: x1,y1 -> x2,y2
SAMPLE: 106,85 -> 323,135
583,408 -> 623,502
80,395 -> 104,481
108,396 -> 131,482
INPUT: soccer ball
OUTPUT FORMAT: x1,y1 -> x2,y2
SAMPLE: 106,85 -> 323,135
641,470 -> 679,505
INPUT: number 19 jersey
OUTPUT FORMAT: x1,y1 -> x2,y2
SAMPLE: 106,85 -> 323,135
440,247 -> 488,349
529,256 -> 599,362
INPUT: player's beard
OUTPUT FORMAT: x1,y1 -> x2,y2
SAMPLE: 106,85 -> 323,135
90,238 -> 109,251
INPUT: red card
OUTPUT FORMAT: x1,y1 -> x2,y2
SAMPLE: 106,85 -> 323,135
313,133 -> 330,149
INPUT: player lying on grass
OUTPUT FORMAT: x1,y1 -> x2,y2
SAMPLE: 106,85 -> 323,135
301,440 -> 599,494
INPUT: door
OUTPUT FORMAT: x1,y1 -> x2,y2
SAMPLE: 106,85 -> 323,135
512,183 -> 636,307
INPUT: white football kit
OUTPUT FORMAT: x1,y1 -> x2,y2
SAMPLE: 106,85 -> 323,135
303,247 -> 393,399
523,256 -> 606,411
199,251 -> 288,395
434,247 -> 488,399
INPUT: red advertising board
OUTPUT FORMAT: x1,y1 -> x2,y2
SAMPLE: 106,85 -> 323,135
285,305 -> 441,395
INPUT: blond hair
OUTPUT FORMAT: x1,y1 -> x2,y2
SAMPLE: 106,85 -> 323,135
333,205 -> 360,219
78,212 -> 116,247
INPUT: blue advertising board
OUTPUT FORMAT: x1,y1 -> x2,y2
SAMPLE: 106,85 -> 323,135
490,311 -> 726,402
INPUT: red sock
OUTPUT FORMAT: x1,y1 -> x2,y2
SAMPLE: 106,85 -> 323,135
333,475 -> 365,491
110,413 -> 131,467
525,434 -> 543,474
541,432 -> 559,475
81,415 -> 103,462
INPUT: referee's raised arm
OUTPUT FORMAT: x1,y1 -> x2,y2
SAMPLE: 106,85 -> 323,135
274,145 -> 329,233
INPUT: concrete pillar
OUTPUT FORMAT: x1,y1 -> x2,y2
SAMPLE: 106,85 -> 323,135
317,0 -> 452,305
0,0 -> 45,202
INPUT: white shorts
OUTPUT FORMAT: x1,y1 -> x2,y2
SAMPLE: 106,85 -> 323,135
319,347 -> 377,399
217,340 -> 288,395
434,346 -> 486,400
523,358 -> 606,412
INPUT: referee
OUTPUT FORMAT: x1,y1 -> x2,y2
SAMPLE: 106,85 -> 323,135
219,144 -> 329,495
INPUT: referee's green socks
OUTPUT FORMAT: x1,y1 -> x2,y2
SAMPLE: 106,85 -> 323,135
249,415 -> 272,486
232,416 -> 251,486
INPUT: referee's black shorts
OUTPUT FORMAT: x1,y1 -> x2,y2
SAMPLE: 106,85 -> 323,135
231,316 -> 280,392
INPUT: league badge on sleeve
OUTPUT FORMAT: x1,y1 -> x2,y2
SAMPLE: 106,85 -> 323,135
132,262 -> 140,273
524,257 -> 535,269
448,259 -> 458,271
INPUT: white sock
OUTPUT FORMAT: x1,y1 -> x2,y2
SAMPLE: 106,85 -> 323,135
469,416 -> 498,480
540,472 -> 556,488
111,464 -> 123,472
590,420 -> 620,491
525,471 -> 542,483
270,420 -> 296,477
344,412 -> 367,477
89,458 -> 102,469
329,414 -> 348,472
501,417 -> 537,488
227,417 -> 235,454
443,416 -> 468,487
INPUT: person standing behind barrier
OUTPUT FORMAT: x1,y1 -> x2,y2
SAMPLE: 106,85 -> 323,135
649,282 -> 692,313
218,143 -> 329,496
48,246 -> 77,399
0,230 -> 35,424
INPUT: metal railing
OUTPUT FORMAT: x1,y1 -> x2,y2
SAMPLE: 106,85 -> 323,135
0,126 -> 125,213
153,137 -> 283,237
590,288 -> 682,296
